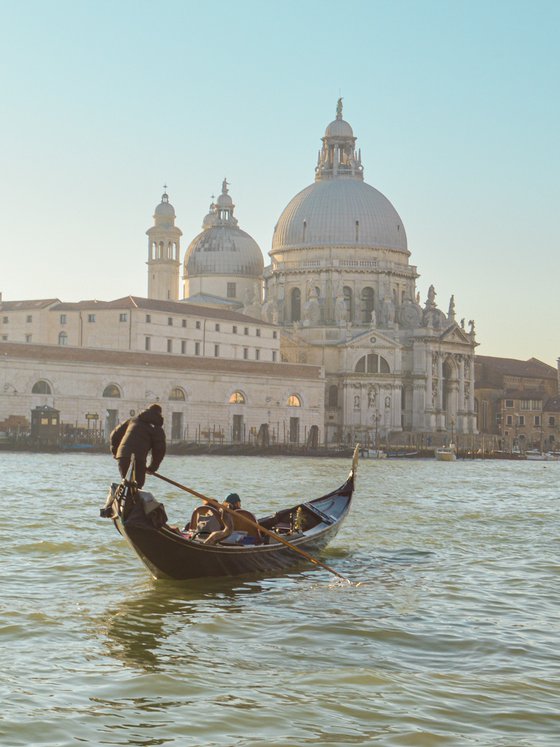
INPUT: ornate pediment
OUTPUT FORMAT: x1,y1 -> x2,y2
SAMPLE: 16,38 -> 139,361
341,328 -> 401,352
437,324 -> 474,346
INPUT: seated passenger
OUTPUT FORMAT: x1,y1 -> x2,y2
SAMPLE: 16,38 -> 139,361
190,504 -> 233,545
222,493 -> 263,544
223,493 -> 241,511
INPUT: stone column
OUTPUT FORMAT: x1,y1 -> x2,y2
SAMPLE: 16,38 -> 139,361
437,353 -> 443,411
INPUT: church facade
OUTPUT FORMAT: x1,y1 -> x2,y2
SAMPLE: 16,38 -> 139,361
149,101 -> 478,445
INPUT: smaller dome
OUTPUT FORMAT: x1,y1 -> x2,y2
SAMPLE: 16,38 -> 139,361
184,180 -> 263,279
154,192 -> 175,218
325,118 -> 354,138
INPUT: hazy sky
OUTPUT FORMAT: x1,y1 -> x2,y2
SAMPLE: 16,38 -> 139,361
1,0 -> 558,365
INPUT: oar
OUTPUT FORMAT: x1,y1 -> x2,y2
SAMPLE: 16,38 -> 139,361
151,471 -> 353,585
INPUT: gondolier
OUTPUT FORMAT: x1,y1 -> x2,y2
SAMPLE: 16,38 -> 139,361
110,403 -> 166,487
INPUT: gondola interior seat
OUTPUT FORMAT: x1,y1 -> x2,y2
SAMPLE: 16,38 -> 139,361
231,509 -> 263,543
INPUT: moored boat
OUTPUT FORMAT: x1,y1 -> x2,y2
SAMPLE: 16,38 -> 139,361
101,448 -> 358,580
435,444 -> 457,461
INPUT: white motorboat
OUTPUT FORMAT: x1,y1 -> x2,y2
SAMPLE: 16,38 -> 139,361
435,444 -> 457,461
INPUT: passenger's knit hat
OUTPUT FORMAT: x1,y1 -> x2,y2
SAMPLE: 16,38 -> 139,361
224,493 -> 241,506
148,403 -> 162,414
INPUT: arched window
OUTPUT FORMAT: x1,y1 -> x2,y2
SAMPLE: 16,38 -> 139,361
103,384 -> 121,398
291,288 -> 301,322
328,385 -> 338,408
169,387 -> 186,401
355,354 -> 390,374
343,286 -> 352,320
229,391 -> 246,404
287,394 -> 302,407
58,331 -> 68,345
32,380 -> 52,395
361,287 -> 374,323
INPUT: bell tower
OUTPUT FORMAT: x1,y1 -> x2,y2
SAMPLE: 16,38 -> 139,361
146,189 -> 182,300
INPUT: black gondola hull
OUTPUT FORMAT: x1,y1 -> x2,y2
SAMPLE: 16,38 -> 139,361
109,463 -> 356,581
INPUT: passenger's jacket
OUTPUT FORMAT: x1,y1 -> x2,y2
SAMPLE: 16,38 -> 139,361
110,407 -> 166,472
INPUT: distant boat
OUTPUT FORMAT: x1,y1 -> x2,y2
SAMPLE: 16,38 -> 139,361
526,450 -> 560,462
435,444 -> 457,462
386,450 -> 418,458
360,447 -> 387,459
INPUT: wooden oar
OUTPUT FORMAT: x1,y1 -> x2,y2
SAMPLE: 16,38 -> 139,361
151,471 -> 353,584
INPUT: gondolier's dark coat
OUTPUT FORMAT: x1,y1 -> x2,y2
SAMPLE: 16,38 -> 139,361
110,405 -> 166,472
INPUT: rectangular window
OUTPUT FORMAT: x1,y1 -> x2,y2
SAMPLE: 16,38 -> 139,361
232,325 -> 237,334
227,282 -> 236,298
182,319 -> 187,328
520,401 -> 530,410
549,416 -> 555,427
168,317 -> 173,326
215,323 -> 220,332
25,334 -> 32,342
505,399 -> 514,409
255,349 -> 260,360
60,314 -> 67,325
256,329 -> 261,337
272,351 -> 277,362
243,348 -> 249,359
26,315 -> 32,323
534,415 -> 541,426
518,415 -> 525,426
214,344 -> 219,357
195,342 -> 200,355
273,331 -> 278,339
506,415 -> 513,426
88,314 -> 96,323
146,314 -> 151,323
244,327 -> 249,335
145,336 -> 151,351
196,321 -> 201,330
167,339 -> 172,353
181,340 -> 186,354
119,313 -> 127,322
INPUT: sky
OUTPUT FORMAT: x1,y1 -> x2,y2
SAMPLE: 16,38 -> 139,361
1,0 -> 558,366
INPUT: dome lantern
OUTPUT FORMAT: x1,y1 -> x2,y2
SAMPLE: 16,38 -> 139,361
316,98 -> 363,182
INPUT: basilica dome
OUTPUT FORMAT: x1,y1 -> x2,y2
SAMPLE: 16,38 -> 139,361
271,100 -> 407,255
272,179 -> 407,253
184,180 -> 264,278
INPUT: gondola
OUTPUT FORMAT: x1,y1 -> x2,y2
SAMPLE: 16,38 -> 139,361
100,448 -> 358,581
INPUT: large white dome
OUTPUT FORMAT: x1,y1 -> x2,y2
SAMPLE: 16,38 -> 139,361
272,178 -> 407,253
271,100 -> 407,255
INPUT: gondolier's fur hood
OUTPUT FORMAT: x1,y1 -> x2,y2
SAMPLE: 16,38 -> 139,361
137,405 -> 164,428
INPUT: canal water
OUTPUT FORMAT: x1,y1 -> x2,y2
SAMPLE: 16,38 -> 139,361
1,453 -> 558,746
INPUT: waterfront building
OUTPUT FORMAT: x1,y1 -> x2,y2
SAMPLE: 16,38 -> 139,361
0,341 -> 323,445
1,101 -> 489,446
474,355 -> 559,451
